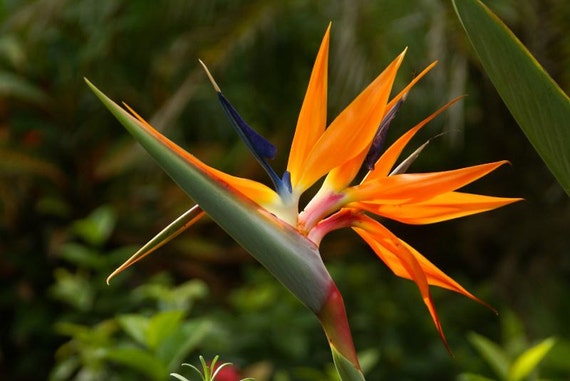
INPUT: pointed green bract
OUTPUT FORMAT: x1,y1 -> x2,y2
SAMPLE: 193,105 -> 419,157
106,205 -> 205,284
86,79 -> 333,313
453,0 -> 570,197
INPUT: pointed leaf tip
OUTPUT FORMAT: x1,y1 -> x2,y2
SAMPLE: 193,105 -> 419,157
106,205 -> 206,285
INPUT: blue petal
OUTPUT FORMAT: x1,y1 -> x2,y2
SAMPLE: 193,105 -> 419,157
217,92 -> 291,197
218,93 -> 277,160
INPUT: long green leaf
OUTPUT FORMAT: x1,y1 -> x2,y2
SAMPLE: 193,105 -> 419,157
453,0 -> 570,196
468,332 -> 510,380
86,79 -> 333,313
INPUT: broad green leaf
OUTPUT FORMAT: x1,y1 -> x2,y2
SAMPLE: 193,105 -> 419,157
51,268 -> 94,311
468,332 -> 509,380
146,310 -> 185,351
86,79 -> 333,313
135,278 -> 208,311
59,242 -> 106,269
453,0 -> 570,197
72,205 -> 117,247
165,320 -> 213,370
105,347 -> 167,381
116,314 -> 149,348
508,337 -> 556,381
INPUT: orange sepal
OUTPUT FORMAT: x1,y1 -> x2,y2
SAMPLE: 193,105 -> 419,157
294,50 -> 406,192
288,24 -> 330,189
321,62 -> 440,191
356,191 -> 522,224
350,161 -> 509,205
353,216 -> 495,310
353,215 -> 450,350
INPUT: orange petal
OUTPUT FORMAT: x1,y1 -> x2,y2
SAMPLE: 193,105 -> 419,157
353,215 -> 492,307
364,96 -> 464,181
124,104 -> 279,206
321,152 -> 366,192
294,50 -> 406,192
287,24 -> 330,190
356,191 -> 522,224
322,62 -> 440,191
208,167 -> 279,205
353,216 -> 449,350
350,161 -> 509,204
385,61 -> 438,116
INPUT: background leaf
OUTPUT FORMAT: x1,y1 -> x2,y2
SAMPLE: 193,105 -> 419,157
508,337 -> 556,381
453,0 -> 570,196
106,347 -> 167,381
117,315 -> 150,348
146,310 -> 185,351
457,373 -> 495,381
468,332 -> 510,379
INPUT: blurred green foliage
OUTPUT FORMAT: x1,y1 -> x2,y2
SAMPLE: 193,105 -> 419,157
458,311 -> 562,381
1,0 -> 568,380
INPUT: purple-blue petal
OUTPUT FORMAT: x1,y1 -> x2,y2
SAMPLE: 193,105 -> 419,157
218,93 -> 277,159
364,98 -> 404,170
217,92 -> 291,197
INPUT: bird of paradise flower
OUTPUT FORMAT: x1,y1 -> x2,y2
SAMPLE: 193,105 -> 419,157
87,24 -> 521,380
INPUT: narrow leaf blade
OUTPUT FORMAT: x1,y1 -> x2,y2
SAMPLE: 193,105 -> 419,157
453,0 -> 570,196
468,332 -> 510,379
106,205 -> 205,284
508,337 -> 556,381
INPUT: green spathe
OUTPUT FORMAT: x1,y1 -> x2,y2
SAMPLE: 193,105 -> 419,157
86,79 -> 332,313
